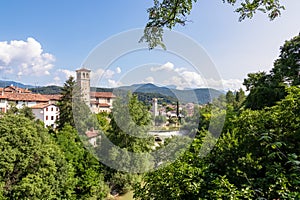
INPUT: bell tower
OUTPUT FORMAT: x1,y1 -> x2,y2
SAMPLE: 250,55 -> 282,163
76,68 -> 91,105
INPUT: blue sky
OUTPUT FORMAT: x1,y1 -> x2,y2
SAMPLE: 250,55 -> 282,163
0,0 -> 299,90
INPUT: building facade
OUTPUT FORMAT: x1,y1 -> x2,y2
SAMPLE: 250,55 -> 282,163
76,68 -> 91,105
0,86 -> 60,127
90,91 -> 115,113
31,103 -> 59,128
76,67 -> 115,113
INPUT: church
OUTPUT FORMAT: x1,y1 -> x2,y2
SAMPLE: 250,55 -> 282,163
76,68 -> 115,113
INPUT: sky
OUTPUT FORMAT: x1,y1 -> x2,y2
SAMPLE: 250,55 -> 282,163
0,0 -> 299,91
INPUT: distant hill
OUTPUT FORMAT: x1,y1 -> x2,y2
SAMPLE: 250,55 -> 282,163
0,80 -> 34,88
0,80 -> 223,104
30,85 -> 62,94
133,92 -> 178,106
115,83 -> 223,104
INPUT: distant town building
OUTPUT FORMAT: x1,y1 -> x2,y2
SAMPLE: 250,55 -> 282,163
0,86 -> 60,127
0,87 -> 50,112
85,128 -> 101,147
76,67 -> 115,113
31,103 -> 59,128
90,91 -> 115,113
0,68 -> 115,128
76,68 -> 91,105
152,98 -> 158,117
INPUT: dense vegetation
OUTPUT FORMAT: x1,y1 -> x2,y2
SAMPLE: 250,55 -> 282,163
30,85 -> 62,94
0,33 -> 299,199
133,33 -> 300,199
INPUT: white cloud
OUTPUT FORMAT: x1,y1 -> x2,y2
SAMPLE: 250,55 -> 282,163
150,62 -> 243,90
58,69 -> 76,79
144,76 -> 154,84
151,62 -> 175,72
219,79 -> 244,91
0,37 -> 55,76
116,67 -> 121,74
54,76 -> 60,81
91,68 -> 115,82
108,79 -> 122,88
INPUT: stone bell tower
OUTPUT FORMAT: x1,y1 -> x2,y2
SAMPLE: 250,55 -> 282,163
76,68 -> 91,105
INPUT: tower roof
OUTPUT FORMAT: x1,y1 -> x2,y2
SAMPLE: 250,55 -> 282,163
76,67 -> 91,72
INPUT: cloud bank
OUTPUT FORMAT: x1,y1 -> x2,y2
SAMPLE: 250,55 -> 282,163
0,37 -> 55,76
149,62 -> 244,91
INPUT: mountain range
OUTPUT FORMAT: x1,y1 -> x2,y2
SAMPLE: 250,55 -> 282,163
113,83 -> 223,104
0,80 -> 35,89
0,80 -> 224,104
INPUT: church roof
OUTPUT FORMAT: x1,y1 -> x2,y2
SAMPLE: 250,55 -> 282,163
76,68 -> 91,72
90,92 -> 115,98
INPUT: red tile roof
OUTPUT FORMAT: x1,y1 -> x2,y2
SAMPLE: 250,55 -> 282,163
0,93 -> 49,102
0,86 -> 32,94
30,103 -> 53,109
90,92 -> 115,98
90,101 -> 111,107
85,129 -> 99,138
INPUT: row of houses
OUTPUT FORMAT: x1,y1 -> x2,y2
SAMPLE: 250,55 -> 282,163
0,85 -> 115,128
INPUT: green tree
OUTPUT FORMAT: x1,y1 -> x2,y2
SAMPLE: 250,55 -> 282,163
244,34 -> 300,110
100,93 -> 155,194
207,87 -> 300,199
5,105 -> 35,121
0,114 -> 75,199
53,125 -> 109,199
108,93 -> 154,152
134,87 -> 300,199
271,33 -> 300,86
142,0 -> 284,49
57,76 -> 76,129
96,112 -> 111,132
56,76 -> 96,134
226,90 -> 235,105
234,88 -> 246,108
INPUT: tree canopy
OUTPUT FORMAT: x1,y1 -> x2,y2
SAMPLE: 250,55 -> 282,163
133,33 -> 300,199
57,76 -> 77,129
243,33 -> 300,110
0,114 -> 75,199
142,0 -> 285,49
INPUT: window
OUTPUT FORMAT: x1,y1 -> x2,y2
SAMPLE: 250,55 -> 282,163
56,107 -> 58,111
51,107 -> 53,111
46,108 -> 48,111
46,116 -> 48,120
51,116 -> 54,120
107,98 -> 110,103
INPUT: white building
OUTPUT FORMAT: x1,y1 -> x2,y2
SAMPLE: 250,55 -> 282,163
90,91 -> 115,113
0,91 -> 50,111
85,128 -> 101,147
31,103 -> 59,128
0,86 -> 61,128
